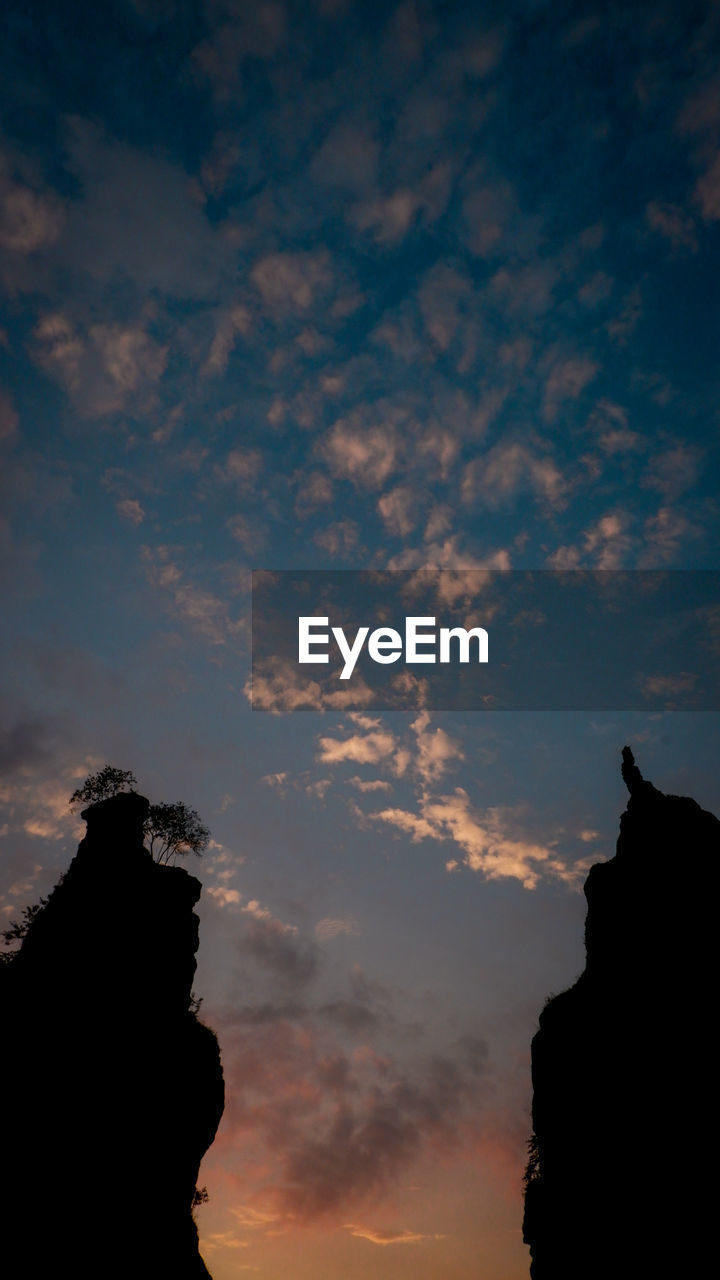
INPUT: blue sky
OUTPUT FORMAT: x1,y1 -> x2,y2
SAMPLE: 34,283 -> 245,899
2,2 -> 720,1276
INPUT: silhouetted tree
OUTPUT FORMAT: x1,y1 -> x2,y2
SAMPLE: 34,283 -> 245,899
145,802 -> 211,865
0,896 -> 50,964
523,1133 -> 541,1188
69,766 -> 137,809
68,769 -> 210,866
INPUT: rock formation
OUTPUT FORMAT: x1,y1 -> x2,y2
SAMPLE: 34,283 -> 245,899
523,747 -> 717,1278
0,791 -> 224,1278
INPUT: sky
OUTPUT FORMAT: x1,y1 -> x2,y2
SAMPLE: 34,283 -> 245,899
2,1 -> 720,1276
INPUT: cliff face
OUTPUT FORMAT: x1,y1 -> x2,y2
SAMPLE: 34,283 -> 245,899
523,749 -> 718,1278
0,792 -> 224,1279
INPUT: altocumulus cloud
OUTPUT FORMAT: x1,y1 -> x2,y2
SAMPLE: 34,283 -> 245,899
370,791 -> 579,890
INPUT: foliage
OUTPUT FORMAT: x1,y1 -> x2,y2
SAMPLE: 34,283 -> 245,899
69,766 -> 138,810
68,769 -> 210,865
191,1186 -> 209,1208
144,801 -> 210,865
523,1134 -> 541,1187
3,771 -> 211,963
1,896 -> 50,963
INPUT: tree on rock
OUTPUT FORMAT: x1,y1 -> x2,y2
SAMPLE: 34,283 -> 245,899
68,768 -> 210,865
1,897 -> 50,964
69,766 -> 138,809
145,802 -> 210,865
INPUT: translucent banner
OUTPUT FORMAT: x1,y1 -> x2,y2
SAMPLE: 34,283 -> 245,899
250,570 -> 720,712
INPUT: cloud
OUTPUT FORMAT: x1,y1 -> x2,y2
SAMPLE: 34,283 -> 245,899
642,444 -> 700,500
320,410 -> 400,490
417,264 -> 471,352
606,286 -> 642,344
317,728 -> 399,767
639,506 -> 696,566
0,756 -> 89,844
247,659 -> 375,714
251,251 -> 334,317
306,777 -> 331,801
193,2 -> 288,98
344,1223 -> 443,1245
314,520 -> 360,558
352,162 -> 451,246
308,713 -> 577,886
142,546 -> 246,646
227,513 -> 264,554
377,486 -> 416,538
294,470 -> 334,517
367,806 -> 437,842
549,511 -> 632,570
201,1229 -> 251,1252
316,715 -> 412,775
388,544 -> 510,575
369,790 -> 579,890
204,305 -> 252,375
577,270 -> 613,307
316,998 -> 385,1036
0,717 -> 54,777
462,442 -> 565,511
489,261 -> 558,316
676,74 -> 720,139
116,498 -> 145,525
240,917 -> 321,989
352,189 -> 420,243
417,423 -> 461,479
0,156 -> 64,253
646,201 -> 697,250
260,772 -> 288,789
34,313 -> 167,417
61,118 -> 225,299
206,885 -> 242,908
461,178 -> 519,259
582,512 -> 632,568
589,400 -> 640,454
0,388 -> 19,444
215,1008 -> 490,1223
410,711 -> 465,784
223,448 -> 263,487
642,672 -> 697,701
315,917 -> 361,940
694,152 -> 720,221
93,322 -> 167,395
210,929 -> 494,1223
311,123 -> 379,193
542,356 -> 599,422
275,1033 -> 488,1219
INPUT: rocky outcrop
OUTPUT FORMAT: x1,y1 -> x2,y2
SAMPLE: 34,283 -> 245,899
0,792 -> 224,1278
523,748 -> 717,1278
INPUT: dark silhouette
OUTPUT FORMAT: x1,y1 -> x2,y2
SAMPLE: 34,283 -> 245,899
69,764 -> 138,807
69,766 -> 211,865
523,747 -> 717,1277
144,800 -> 211,865
0,790 -> 224,1278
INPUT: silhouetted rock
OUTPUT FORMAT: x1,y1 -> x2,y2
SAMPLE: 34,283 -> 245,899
0,792 -> 224,1278
523,748 -> 717,1278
